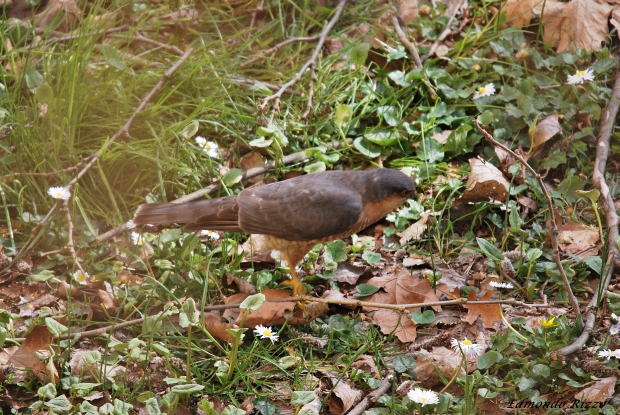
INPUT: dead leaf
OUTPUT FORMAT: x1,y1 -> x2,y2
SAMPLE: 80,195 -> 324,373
415,347 -> 464,388
325,374 -> 363,414
532,114 -> 562,148
396,0 -> 419,24
461,158 -> 509,203
7,325 -> 56,383
398,211 -> 434,244
351,354 -> 380,378
463,290 -> 502,328
536,0 -> 612,53
203,311 -> 236,343
517,195 -> 538,212
432,130 -> 451,144
501,0 -> 537,27
556,221 -> 600,258
334,262 -> 368,285
574,376 -> 616,402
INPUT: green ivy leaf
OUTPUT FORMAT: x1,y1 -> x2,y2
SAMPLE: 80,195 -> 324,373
557,176 -> 584,203
334,104 -> 352,128
354,283 -> 379,297
291,391 -> 317,406
410,310 -> 435,324
240,293 -> 266,311
476,238 -> 504,261
35,83 -> 54,104
362,250 -> 381,264
349,42 -> 370,66
477,351 -> 501,369
393,355 -> 416,373
304,161 -> 326,173
222,168 -> 243,187
364,129 -> 400,147
353,137 -> 381,158
45,318 -> 68,337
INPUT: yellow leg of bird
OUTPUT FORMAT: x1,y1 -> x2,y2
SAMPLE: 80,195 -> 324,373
281,252 -> 308,311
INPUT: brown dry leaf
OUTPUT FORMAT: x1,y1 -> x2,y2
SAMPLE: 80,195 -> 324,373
517,195 -> 538,212
334,262 -> 368,285
34,0 -> 82,31
398,211 -> 434,244
501,0 -> 538,27
240,152 -> 266,185
415,347 -> 464,388
463,290 -> 502,328
7,325 -> 55,383
574,376 -> 616,402
226,274 -> 257,294
531,114 -> 563,148
351,354 -> 380,378
432,130 -> 451,144
397,0 -> 419,24
203,311 -> 235,343
374,309 -> 418,342
461,158 -> 509,203
557,221 -> 600,258
536,0 -> 612,52
325,374 -> 363,414
611,8 -> 620,38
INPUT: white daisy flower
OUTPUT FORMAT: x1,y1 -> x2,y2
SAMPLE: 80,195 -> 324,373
47,186 -> 71,200
72,270 -> 90,285
473,83 -> 496,99
407,388 -> 439,406
611,313 -> 618,324
566,68 -> 594,85
253,325 -> 279,343
451,337 -> 484,358
489,281 -> 514,289
195,136 -> 219,158
199,230 -> 220,240
598,349 -> 614,361
125,220 -> 136,229
131,232 -> 145,246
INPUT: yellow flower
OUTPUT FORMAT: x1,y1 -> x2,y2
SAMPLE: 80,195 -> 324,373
539,316 -> 558,329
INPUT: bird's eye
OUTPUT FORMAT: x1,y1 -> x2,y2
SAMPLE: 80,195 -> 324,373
401,189 -> 412,197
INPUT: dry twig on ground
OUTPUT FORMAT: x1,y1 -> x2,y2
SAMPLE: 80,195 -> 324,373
557,65 -> 620,357
0,48 -> 194,275
472,120 -> 582,323
258,0 -> 347,122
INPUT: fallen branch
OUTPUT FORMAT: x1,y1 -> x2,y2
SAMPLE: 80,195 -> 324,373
346,372 -> 394,415
391,16 -> 422,69
258,0 -> 347,122
557,65 -> 620,357
472,120 -> 582,323
11,295 -> 566,343
1,48 -> 194,275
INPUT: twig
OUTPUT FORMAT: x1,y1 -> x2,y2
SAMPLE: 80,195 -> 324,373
63,199 -> 86,275
248,0 -> 265,31
110,33 -> 185,56
97,138 -> 351,242
11,295 -> 563,343
391,16 -> 422,69
228,75 -> 303,96
258,0 -> 347,121
557,66 -> 620,356
240,35 -> 321,68
420,0 -> 467,62
302,65 -> 317,120
1,49 -> 194,274
346,372 -> 394,415
9,161 -> 84,177
472,120 -> 582,323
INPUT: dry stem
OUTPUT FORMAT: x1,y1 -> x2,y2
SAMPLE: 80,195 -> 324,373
1,48 -> 194,274
240,35 -> 321,68
258,0 -> 347,121
472,119 -> 582,323
556,66 -> 620,356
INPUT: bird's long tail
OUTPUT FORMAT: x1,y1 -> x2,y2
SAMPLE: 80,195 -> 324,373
132,196 -> 240,231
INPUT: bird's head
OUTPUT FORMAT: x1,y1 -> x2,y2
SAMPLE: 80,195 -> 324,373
364,169 -> 416,207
